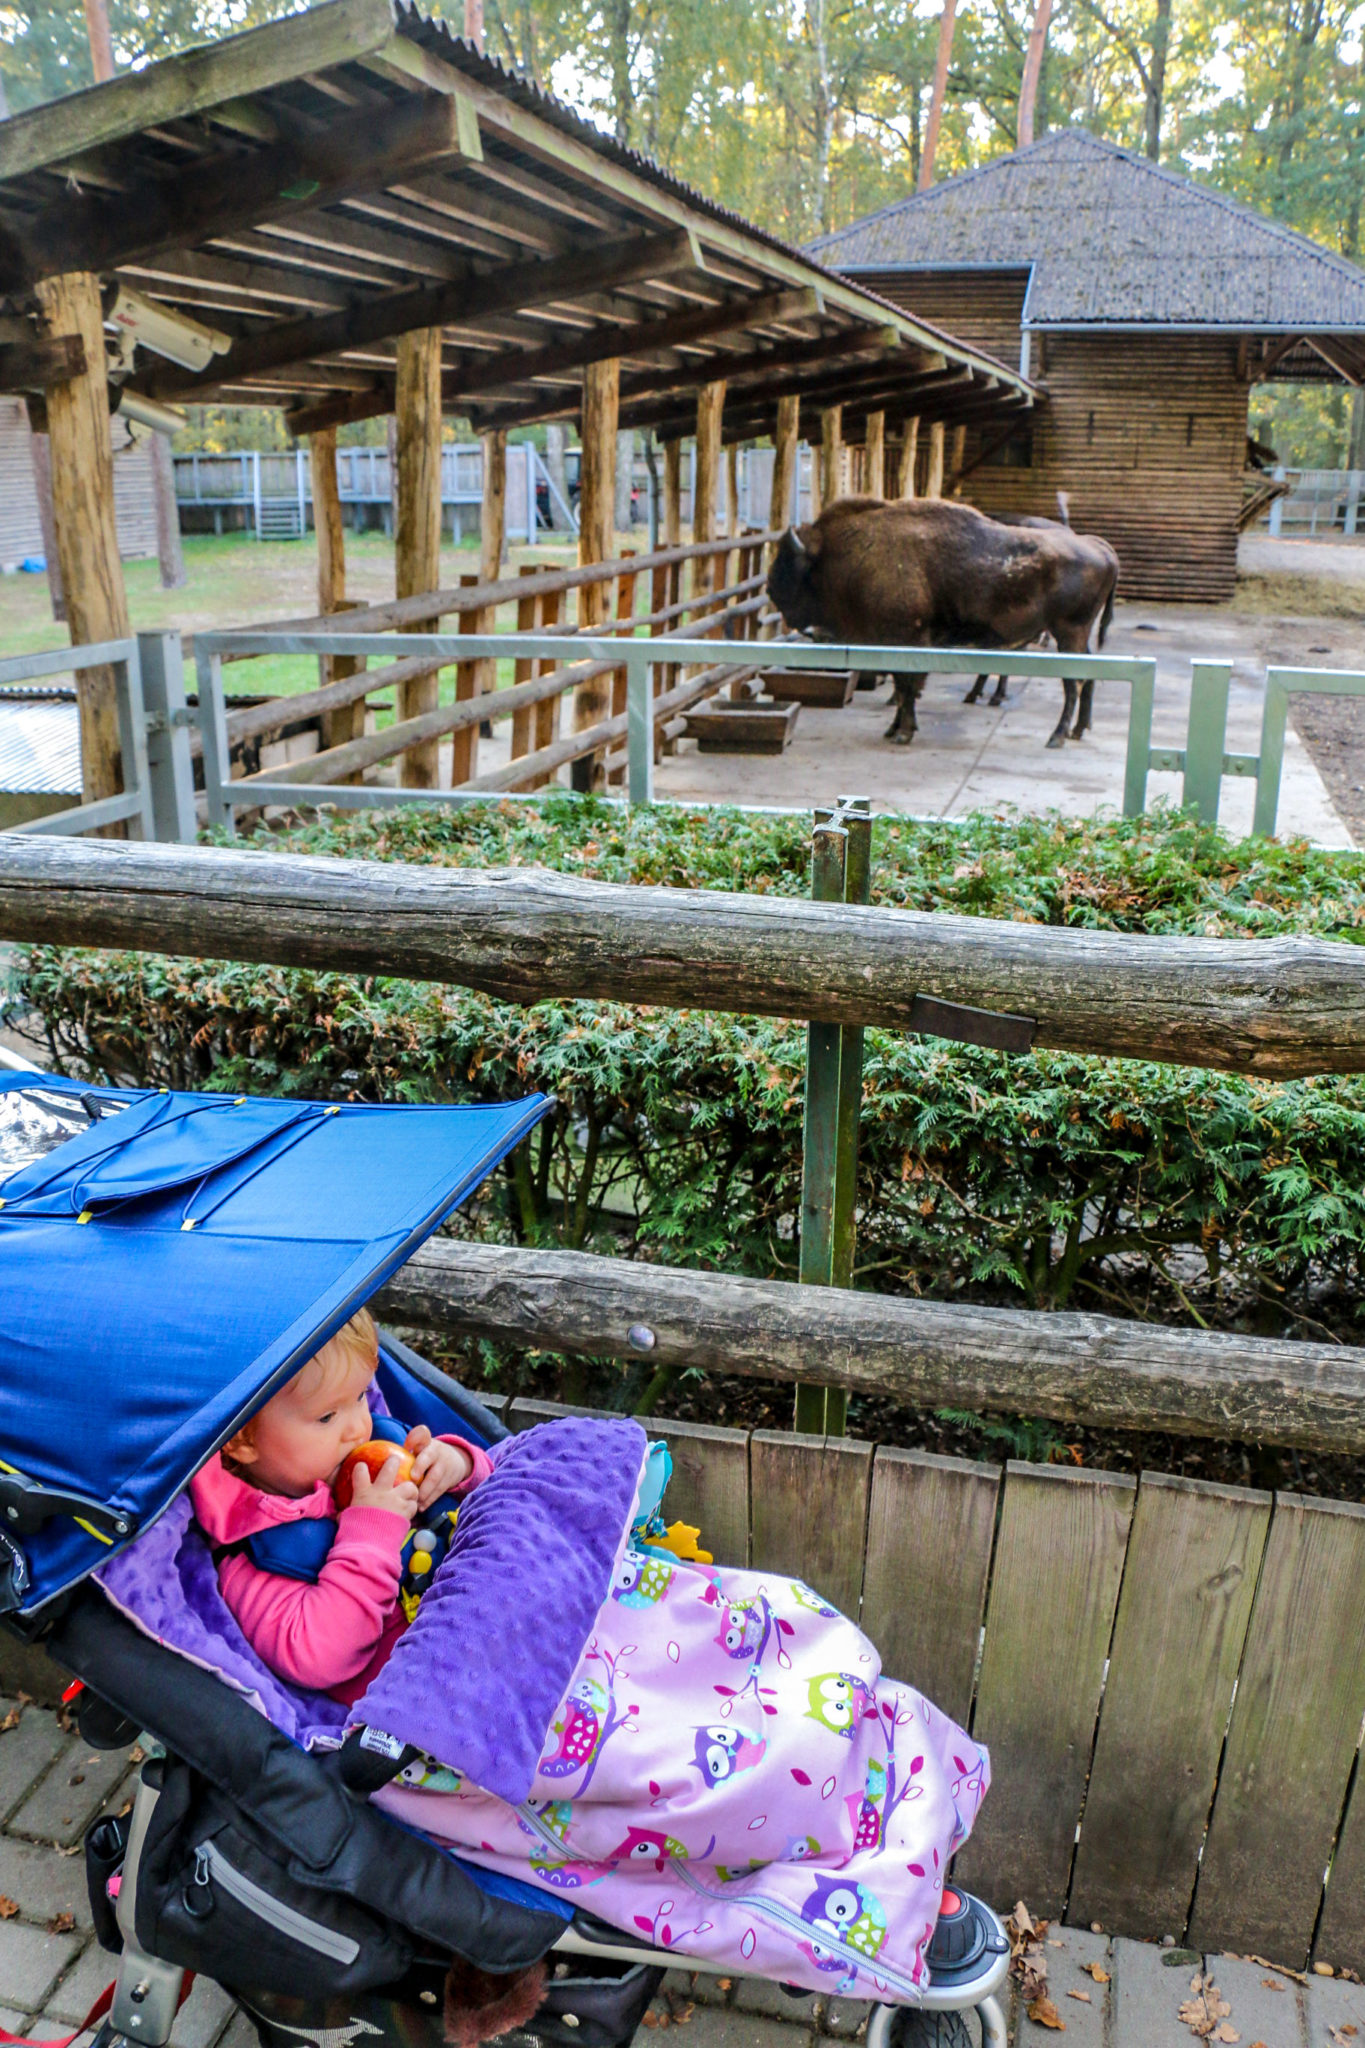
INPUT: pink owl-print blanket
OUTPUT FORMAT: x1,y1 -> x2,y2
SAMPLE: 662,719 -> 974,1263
375,1546 -> 990,2003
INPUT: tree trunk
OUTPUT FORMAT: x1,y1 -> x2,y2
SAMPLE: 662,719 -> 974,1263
28,426 -> 66,623
770,394 -> 800,530
1017,0 -> 1054,147
865,411 -> 886,498
919,0 -> 957,189
81,0 -> 114,80
7,836 -> 1365,1078
1144,0 -> 1171,160
149,431 -> 186,591
463,0 -> 483,48
394,327 -> 444,789
34,271 -> 129,809
378,1238 -> 1365,1459
571,357 -> 619,786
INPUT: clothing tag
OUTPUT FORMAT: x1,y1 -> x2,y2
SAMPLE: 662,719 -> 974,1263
358,1726 -> 404,1760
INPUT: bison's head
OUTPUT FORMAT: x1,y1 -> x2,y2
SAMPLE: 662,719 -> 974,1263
766,526 -> 823,634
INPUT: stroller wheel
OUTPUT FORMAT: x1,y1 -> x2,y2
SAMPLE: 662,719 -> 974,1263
887,2013 -> 974,2048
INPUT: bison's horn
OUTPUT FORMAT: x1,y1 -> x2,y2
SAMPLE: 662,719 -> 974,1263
785,526 -> 808,558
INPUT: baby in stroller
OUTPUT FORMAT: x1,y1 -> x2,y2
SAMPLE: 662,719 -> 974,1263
0,1076 -> 1010,2048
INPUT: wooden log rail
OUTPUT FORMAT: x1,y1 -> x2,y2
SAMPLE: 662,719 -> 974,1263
204,534 -> 773,789
377,1240 -> 1365,1457
2,837 -> 1363,1077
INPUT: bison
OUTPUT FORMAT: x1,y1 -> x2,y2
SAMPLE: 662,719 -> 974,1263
766,496 -> 1119,747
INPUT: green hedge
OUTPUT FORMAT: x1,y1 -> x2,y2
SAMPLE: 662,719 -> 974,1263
11,799 -> 1365,1343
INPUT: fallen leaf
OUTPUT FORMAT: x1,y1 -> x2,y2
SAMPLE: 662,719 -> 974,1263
1010,1901 -> 1037,1940
1329,2029 -> 1359,2047
1026,1994 -> 1065,2030
1178,1977 -> 1233,2040
128,1745 -> 146,1766
46,1911 -> 74,1934
1260,1980 -> 1284,1993
0,1708 -> 20,1733
53,1845 -> 80,1858
1248,1956 -> 1307,1985
1067,1989 -> 1092,2003
0,1898 -> 18,1919
1082,1964 -> 1110,1983
1213,2028 -> 1239,2044
1314,1962 -> 1336,1977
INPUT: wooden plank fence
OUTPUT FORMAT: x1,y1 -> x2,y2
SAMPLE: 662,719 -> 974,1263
484,1393 -> 1365,1973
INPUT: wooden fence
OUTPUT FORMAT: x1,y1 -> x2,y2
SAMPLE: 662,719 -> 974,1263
195,530 -> 777,799
486,1392 -> 1365,1974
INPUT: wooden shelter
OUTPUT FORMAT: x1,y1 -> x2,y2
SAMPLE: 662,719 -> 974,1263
810,129 -> 1365,600
0,0 -> 1033,800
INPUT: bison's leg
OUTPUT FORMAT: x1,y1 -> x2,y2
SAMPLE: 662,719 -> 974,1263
1072,679 -> 1095,740
964,673 -> 988,704
989,673 -> 1009,706
1048,679 -> 1077,748
884,673 -> 926,744
856,671 -> 883,692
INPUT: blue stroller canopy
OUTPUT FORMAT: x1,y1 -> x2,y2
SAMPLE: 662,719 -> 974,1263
0,1074 -> 551,1614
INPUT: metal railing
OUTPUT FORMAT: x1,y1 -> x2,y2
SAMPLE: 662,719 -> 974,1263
0,637 -> 164,839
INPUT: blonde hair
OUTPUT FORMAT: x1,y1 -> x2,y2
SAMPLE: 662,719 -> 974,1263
226,1307 -> 378,1462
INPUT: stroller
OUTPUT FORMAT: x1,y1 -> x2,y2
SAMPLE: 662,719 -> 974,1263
0,1076 -> 1009,2048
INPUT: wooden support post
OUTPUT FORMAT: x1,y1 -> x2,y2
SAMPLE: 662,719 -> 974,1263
693,381 -> 725,545
28,428 -> 65,623
532,583 -> 565,783
897,418 -> 920,499
571,356 -> 619,789
949,423 -> 967,493
477,426 -> 507,707
925,419 -> 946,500
795,798 -> 872,1437
726,443 -> 741,535
149,431 -> 186,591
510,564 -> 540,761
770,393 -> 799,533
662,438 -> 682,546
820,405 -> 843,510
35,270 -> 130,808
450,572 -> 481,787
312,425 -> 366,776
865,411 -> 886,499
394,325 -> 443,788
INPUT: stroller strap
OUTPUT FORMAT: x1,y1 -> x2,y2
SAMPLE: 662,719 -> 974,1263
0,1982 -> 116,2048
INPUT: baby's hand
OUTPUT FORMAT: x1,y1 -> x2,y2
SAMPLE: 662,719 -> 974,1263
348,1453 -> 419,1523
406,1427 -> 474,1511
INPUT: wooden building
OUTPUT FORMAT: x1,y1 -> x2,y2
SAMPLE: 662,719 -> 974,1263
0,398 -> 156,569
809,129 -> 1365,600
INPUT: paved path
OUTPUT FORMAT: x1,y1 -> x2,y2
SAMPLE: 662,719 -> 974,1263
0,1695 -> 1359,2048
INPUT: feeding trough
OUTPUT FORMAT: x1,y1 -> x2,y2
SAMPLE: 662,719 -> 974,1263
683,698 -> 801,752
758,667 -> 856,707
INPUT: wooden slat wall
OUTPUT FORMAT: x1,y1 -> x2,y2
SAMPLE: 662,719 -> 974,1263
865,273 -> 1251,601
0,400 -> 157,565
496,1394 -> 1365,1971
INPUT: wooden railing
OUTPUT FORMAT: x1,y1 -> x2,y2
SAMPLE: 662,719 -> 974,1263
195,531 -> 778,797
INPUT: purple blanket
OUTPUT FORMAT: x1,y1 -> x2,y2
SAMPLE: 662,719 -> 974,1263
98,1416 -> 647,1804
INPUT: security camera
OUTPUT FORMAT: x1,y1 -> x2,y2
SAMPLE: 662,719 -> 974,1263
116,389 -> 189,436
104,286 -> 232,373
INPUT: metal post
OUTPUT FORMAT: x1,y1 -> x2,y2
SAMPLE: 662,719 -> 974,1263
1252,674 -> 1291,837
138,631 -> 197,843
626,646 -> 654,805
1181,661 -> 1232,825
195,643 -> 235,835
795,795 -> 871,1437
1122,660 -> 1157,819
112,642 -> 155,842
1269,466 -> 1285,535
1347,471 -> 1362,538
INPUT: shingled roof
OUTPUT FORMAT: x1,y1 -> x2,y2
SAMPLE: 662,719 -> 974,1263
808,129 -> 1365,331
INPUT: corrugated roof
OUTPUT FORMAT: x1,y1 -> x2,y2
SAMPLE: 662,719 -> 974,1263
0,690 -> 80,796
809,129 -> 1365,331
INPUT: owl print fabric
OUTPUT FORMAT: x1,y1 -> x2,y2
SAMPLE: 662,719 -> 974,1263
375,1548 -> 989,2003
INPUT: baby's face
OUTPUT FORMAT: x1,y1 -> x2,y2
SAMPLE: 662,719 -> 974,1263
243,1354 -> 376,1497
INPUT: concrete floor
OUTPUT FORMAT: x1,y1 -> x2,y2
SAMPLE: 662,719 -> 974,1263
645,598 -> 1360,847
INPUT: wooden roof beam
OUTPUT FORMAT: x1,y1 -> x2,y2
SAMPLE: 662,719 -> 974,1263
117,246 -> 354,311
284,284 -> 821,436
1304,334 -> 1365,385
0,84 -> 478,291
132,225 -> 701,401
622,361 -> 971,440
0,0 -> 399,182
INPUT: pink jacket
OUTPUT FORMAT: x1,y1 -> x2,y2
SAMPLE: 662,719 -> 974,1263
190,1435 -> 492,1705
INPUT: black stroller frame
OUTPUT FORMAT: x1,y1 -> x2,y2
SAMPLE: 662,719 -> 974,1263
29,1332 -> 1009,2048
